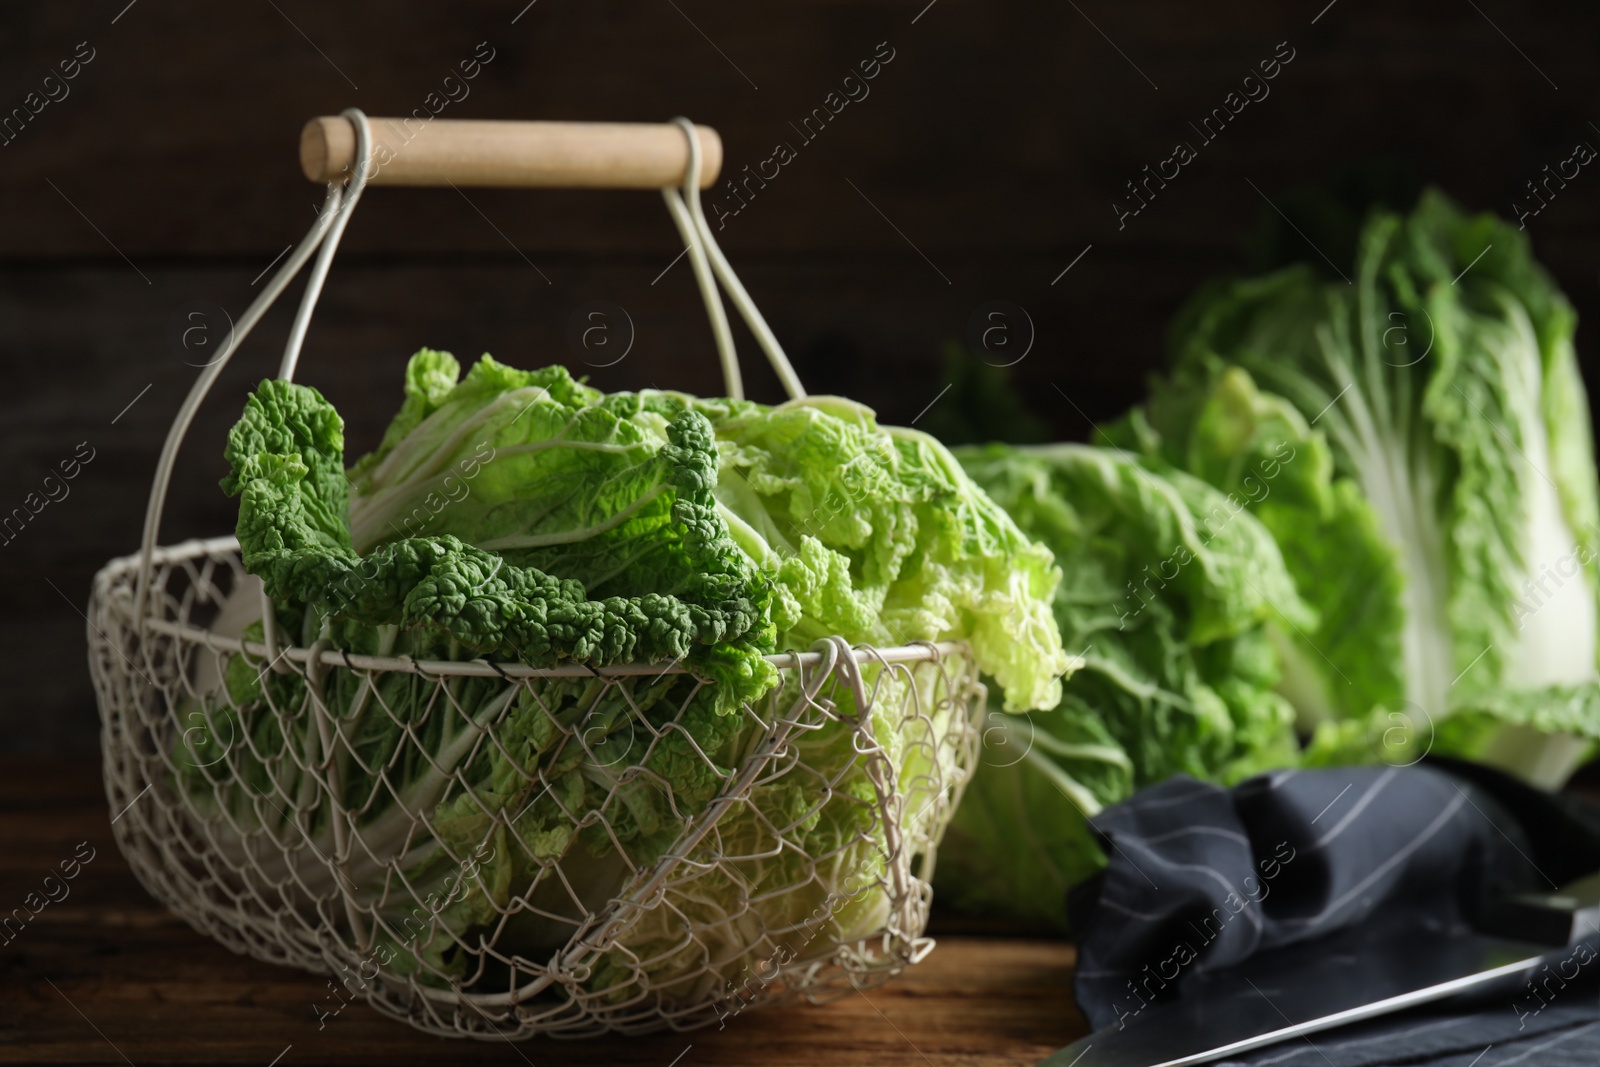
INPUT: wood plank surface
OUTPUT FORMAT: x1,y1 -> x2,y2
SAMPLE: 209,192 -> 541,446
0,758 -> 1086,1066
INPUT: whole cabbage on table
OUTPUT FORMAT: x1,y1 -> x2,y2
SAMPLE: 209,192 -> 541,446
935,189 -> 1600,931
935,443 -> 1311,930
1108,189 -> 1600,788
182,350 -> 1071,1005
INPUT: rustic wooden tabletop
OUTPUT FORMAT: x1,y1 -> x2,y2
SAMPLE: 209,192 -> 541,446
0,757 -> 1085,1066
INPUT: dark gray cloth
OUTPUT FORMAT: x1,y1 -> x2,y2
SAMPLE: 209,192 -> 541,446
1068,762 -> 1600,1066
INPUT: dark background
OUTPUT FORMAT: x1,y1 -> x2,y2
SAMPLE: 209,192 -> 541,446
5,0 -> 1599,753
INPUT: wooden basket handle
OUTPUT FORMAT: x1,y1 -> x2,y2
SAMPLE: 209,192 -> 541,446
299,116 -> 723,188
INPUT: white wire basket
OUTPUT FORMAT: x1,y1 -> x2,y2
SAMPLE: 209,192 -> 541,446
87,112 -> 985,1039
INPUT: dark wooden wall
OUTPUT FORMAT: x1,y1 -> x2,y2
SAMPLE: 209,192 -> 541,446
5,0 -> 1599,752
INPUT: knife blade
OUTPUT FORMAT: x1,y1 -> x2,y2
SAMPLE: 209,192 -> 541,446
1040,876 -> 1600,1067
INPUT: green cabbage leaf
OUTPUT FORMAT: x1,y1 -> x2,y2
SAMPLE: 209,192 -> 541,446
1109,190 -> 1600,787
933,443 -> 1308,929
187,351 -> 1070,1003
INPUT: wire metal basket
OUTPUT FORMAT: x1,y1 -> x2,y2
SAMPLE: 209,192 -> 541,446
87,112 -> 985,1039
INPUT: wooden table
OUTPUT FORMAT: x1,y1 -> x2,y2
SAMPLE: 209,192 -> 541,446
0,758 -> 1086,1066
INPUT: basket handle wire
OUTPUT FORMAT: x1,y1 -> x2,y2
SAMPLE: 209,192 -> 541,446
661,118 -> 741,400
661,116 -> 808,403
132,124 -> 360,627
131,109 -> 804,628
664,116 -> 806,402
278,111 -> 373,383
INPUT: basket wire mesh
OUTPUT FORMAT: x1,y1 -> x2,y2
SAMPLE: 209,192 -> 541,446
88,110 -> 983,1040
91,539 -> 982,1037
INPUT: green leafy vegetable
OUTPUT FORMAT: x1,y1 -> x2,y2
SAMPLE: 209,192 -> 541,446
187,351 -> 1070,1004
1104,366 -> 1407,737
631,390 -> 1073,714
229,359 -> 773,693
1108,190 -> 1600,787
933,443 -> 1307,930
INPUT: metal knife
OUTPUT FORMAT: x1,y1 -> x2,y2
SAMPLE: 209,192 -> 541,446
1038,872 -> 1600,1067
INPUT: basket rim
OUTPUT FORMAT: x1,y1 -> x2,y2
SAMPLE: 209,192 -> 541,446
95,535 -> 969,678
